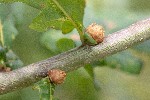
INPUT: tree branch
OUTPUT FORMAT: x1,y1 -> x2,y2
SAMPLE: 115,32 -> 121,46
0,18 -> 150,95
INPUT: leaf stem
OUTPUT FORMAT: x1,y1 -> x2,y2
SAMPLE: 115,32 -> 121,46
49,82 -> 55,100
0,20 -> 4,47
51,0 -> 84,44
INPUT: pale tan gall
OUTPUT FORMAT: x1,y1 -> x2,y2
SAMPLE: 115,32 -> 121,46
86,23 -> 105,43
48,69 -> 66,84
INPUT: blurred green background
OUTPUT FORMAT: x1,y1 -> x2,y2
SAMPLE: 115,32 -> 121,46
0,0 -> 150,100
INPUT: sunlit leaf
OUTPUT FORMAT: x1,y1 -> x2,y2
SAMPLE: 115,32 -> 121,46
30,0 -> 85,34
62,21 -> 74,34
0,0 -> 85,34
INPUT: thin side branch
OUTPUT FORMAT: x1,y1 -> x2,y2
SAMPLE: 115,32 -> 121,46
0,18 -> 150,95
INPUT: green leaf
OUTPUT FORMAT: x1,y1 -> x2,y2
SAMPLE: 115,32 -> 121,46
40,30 -> 59,52
83,33 -> 97,45
84,64 -> 94,78
3,19 -> 18,47
62,20 -> 74,34
91,59 -> 107,67
0,3 -> 19,47
0,0 -> 85,42
34,78 -> 56,100
0,0 -> 85,34
40,30 -> 67,53
6,50 -> 23,69
84,64 -> 101,90
61,68 -> 98,100
0,45 -> 6,60
56,38 -> 75,52
106,51 -> 143,74
40,30 -> 78,53
0,0 -> 47,9
29,0 -> 85,34
0,90 -> 22,100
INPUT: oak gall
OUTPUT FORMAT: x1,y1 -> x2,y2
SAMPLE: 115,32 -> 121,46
48,69 -> 66,84
86,23 -> 104,43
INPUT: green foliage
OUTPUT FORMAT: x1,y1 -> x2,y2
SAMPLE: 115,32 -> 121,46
0,0 -> 47,9
0,0 -> 86,45
83,33 -> 97,45
84,64 -> 94,78
0,4 -> 18,47
33,78 -> 56,100
0,45 -> 5,60
84,64 -> 101,90
2,19 -> 18,47
40,30 -> 61,52
0,0 -> 150,100
56,38 -> 75,52
40,30 -> 76,53
0,45 -> 23,70
30,0 -> 85,34
61,21 -> 74,34
0,91 -> 22,100
6,50 -> 23,69
0,0 -> 85,34
59,68 -> 98,100
0,3 -> 23,70
106,51 -> 143,74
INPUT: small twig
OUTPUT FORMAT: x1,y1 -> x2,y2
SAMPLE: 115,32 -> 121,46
0,18 -> 150,95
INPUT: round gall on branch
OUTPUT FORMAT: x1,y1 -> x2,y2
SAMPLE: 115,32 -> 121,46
86,23 -> 105,43
48,69 -> 66,84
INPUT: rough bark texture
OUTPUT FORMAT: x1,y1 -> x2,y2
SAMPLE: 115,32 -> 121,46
0,18 -> 150,95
